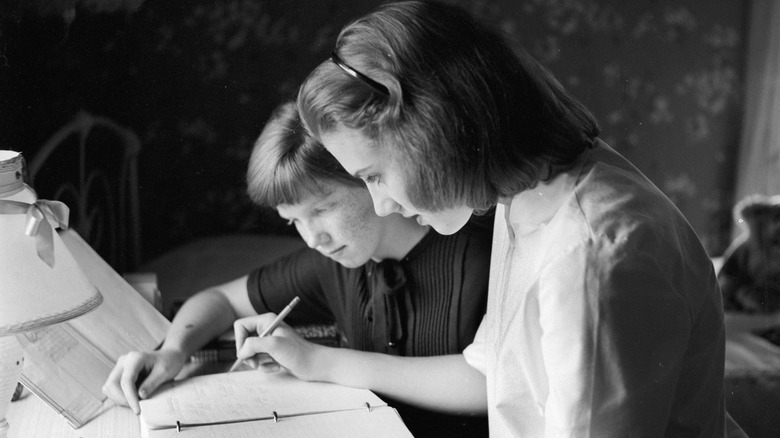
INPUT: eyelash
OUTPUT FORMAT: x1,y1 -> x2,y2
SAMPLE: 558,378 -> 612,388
284,205 -> 332,226
363,174 -> 380,185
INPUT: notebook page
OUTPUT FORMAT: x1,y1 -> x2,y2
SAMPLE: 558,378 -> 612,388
139,370 -> 386,429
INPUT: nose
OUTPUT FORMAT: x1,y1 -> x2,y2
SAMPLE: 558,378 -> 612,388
298,223 -> 331,249
366,184 -> 400,217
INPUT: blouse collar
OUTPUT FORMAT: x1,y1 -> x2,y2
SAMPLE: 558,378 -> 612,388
504,149 -> 591,237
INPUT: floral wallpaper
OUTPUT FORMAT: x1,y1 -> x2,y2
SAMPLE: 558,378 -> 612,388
0,0 -> 746,265
461,0 -> 744,254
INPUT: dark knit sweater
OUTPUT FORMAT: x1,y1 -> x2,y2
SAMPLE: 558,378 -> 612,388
246,214 -> 493,437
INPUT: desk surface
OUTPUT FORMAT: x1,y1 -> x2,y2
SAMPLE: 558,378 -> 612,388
7,393 -> 138,438
6,361 -> 226,438
8,313 -> 780,437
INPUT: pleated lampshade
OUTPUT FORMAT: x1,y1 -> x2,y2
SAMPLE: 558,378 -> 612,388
0,150 -> 103,335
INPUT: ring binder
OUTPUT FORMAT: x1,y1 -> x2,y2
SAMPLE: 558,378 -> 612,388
138,372 -> 413,437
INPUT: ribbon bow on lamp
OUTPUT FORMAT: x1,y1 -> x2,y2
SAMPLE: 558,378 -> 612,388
0,150 -> 103,438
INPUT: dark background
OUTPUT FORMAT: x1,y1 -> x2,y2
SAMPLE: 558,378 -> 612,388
0,0 -> 747,267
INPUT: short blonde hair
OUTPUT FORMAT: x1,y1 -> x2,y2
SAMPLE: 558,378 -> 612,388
246,101 -> 363,207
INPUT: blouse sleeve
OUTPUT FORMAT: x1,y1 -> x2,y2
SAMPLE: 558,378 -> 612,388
538,242 -> 692,437
246,247 -> 335,325
462,314 -> 488,375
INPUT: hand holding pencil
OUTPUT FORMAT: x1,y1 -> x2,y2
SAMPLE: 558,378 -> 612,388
230,296 -> 301,372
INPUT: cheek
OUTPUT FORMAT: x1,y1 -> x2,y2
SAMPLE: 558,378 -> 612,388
337,196 -> 378,243
384,172 -> 416,211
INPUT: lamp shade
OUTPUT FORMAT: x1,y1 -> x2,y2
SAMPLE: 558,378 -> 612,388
0,150 -> 102,336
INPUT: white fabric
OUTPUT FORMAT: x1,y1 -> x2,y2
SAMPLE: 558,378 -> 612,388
734,0 -> 780,209
464,140 -> 726,437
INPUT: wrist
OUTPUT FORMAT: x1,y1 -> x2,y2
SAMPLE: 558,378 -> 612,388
308,344 -> 335,382
158,343 -> 190,363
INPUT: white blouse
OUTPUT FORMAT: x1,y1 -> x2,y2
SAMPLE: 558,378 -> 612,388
464,140 -> 725,437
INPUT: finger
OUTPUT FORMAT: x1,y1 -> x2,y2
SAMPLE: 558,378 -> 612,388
237,336 -> 272,360
102,362 -> 129,406
117,354 -> 147,415
120,370 -> 141,414
137,363 -> 170,400
233,314 -> 277,352
258,361 -> 281,373
247,352 -> 275,369
233,317 -> 260,353
238,339 -> 280,372
253,353 -> 280,373
254,352 -> 275,366
233,319 -> 247,354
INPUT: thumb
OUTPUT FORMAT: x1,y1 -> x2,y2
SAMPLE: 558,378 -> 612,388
137,366 -> 172,400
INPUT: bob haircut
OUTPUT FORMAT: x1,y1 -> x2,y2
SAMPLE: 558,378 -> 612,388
246,101 -> 364,207
298,0 -> 600,211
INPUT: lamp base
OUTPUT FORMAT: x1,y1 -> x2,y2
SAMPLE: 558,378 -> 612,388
0,337 -> 24,438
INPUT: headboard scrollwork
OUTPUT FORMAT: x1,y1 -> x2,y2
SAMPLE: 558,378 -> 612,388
29,110 -> 142,273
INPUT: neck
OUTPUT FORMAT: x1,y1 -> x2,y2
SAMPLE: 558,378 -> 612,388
372,214 -> 430,261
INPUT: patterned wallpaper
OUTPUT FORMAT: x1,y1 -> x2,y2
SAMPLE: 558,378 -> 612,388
463,0 -> 745,254
0,0 -> 746,264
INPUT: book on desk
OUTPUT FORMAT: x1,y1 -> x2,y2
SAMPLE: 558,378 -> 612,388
16,229 -> 170,428
138,370 -> 413,437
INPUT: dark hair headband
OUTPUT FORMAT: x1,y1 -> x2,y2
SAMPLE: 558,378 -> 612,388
330,51 -> 389,96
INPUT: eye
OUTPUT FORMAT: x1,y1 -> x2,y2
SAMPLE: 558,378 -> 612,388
363,174 -> 380,185
313,202 -> 336,215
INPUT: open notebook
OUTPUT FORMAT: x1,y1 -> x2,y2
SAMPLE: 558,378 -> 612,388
139,370 -> 413,438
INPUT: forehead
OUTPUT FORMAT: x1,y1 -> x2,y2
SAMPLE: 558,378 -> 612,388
320,128 -> 381,173
276,181 -> 362,215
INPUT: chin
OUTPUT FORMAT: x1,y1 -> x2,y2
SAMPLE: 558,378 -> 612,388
431,215 -> 471,235
335,257 -> 369,269
431,223 -> 459,235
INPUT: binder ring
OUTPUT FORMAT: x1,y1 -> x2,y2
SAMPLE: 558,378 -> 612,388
364,402 -> 372,413
176,420 -> 182,433
272,411 -> 279,423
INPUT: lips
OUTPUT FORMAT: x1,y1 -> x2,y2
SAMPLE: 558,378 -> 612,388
328,246 -> 346,255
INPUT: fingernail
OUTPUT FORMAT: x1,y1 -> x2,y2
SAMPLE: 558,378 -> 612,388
139,389 -> 147,399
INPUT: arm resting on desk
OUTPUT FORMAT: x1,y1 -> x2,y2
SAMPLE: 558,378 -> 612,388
235,315 -> 487,416
318,349 -> 487,415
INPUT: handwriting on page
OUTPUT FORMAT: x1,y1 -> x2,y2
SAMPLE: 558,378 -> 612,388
168,373 -> 273,421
